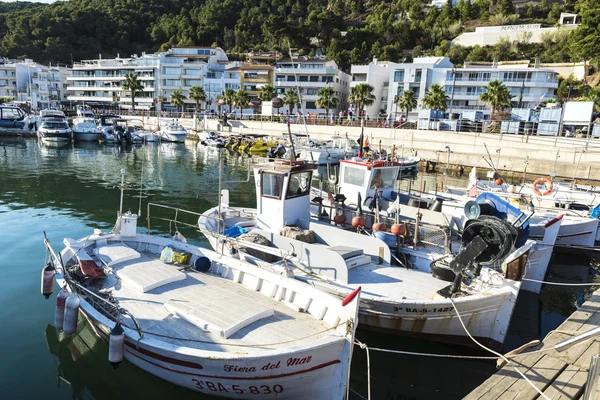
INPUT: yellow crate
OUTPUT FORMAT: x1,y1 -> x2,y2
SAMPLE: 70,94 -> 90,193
172,251 -> 191,265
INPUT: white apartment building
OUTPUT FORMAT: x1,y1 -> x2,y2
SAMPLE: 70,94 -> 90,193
350,59 -> 392,118
0,59 -> 62,109
0,62 -> 19,100
273,57 -> 350,115
384,57 -> 558,119
387,57 -> 453,117
204,61 -> 241,112
67,53 -> 160,109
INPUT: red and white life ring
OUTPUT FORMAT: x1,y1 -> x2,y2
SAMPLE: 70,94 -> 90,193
532,177 -> 553,196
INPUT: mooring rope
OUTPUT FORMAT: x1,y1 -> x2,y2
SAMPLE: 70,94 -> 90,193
522,278 -> 600,287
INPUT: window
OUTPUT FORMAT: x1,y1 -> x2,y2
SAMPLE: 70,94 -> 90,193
394,71 -> 405,82
415,70 -> 422,82
370,168 -> 397,189
287,75 -> 296,82
261,172 -> 284,199
244,73 -> 259,79
306,101 -> 316,109
1,108 -> 23,120
343,167 -> 365,187
309,76 -> 319,82
184,69 -> 202,76
306,89 -> 318,95
163,67 -> 180,75
299,76 -> 308,82
286,171 -> 312,199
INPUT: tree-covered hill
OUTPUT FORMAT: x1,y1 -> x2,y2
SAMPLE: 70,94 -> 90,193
0,0 -> 597,71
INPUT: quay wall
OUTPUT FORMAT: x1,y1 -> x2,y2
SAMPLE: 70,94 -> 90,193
125,116 -> 600,181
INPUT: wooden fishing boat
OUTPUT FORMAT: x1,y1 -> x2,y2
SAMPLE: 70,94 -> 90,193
41,171 -> 360,400
199,160 -> 561,350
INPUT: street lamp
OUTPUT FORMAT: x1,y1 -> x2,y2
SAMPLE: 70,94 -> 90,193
449,68 -> 456,120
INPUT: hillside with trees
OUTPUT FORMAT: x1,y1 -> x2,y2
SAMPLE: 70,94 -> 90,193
0,0 -> 597,72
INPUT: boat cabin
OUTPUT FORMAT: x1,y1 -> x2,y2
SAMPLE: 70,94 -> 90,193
337,159 -> 401,208
76,106 -> 95,119
0,106 -> 27,130
40,110 -> 66,121
253,161 -> 317,231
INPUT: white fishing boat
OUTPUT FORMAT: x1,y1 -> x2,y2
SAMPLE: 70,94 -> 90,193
199,160 -> 561,350
41,170 -> 360,400
159,120 -> 188,143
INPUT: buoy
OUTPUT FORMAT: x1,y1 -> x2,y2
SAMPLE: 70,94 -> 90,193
54,289 -> 68,331
41,262 -> 55,299
108,321 -> 125,369
495,178 -> 504,185
391,223 -> 407,236
333,214 -> 346,226
372,222 -> 387,232
351,216 -> 366,227
63,294 -> 80,335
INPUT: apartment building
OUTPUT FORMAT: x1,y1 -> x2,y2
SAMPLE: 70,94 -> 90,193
204,61 -> 241,111
350,59 -> 392,118
273,57 -> 350,115
384,57 -> 558,119
0,62 -> 19,100
67,52 -> 160,109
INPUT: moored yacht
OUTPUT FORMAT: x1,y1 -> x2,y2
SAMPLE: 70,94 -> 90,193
38,110 -> 71,143
158,120 -> 188,143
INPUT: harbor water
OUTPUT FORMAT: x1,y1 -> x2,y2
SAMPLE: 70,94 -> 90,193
0,137 -> 597,399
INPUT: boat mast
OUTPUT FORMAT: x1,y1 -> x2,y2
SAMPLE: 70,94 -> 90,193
119,168 -> 125,216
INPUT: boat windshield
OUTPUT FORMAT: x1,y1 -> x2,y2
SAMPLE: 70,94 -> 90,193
42,121 -> 69,129
370,168 -> 397,189
286,171 -> 312,199
343,166 -> 365,187
261,172 -> 284,199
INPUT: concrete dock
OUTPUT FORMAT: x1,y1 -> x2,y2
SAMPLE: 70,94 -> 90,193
464,289 -> 600,399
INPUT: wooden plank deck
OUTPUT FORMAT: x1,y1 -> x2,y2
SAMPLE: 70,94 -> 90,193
464,290 -> 600,400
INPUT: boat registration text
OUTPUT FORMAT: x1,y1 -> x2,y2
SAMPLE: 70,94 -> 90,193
192,379 -> 284,395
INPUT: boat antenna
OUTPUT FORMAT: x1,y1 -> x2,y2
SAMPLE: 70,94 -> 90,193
119,168 -> 126,216
286,37 -> 314,162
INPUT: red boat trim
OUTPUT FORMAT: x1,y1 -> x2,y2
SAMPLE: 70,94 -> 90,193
544,214 -> 563,228
126,348 -> 341,380
530,230 -> 594,239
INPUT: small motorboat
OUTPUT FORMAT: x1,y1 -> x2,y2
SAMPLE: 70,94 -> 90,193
41,170 -> 360,399
298,135 -> 359,165
158,120 -> 188,143
199,131 -> 224,148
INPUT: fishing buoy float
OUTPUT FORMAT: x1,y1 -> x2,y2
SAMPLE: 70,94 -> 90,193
351,216 -> 366,227
495,178 -> 504,185
108,320 -> 125,369
63,294 -> 80,335
391,223 -> 407,236
54,289 -> 68,331
41,262 -> 55,299
333,214 -> 346,226
372,222 -> 387,232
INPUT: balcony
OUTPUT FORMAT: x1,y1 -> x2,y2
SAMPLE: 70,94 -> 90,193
275,81 -> 329,88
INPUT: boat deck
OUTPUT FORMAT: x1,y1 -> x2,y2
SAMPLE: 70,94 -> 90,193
347,263 -> 451,301
101,250 -> 335,353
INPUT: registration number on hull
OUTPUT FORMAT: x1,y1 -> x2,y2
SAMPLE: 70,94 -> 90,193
192,379 -> 284,395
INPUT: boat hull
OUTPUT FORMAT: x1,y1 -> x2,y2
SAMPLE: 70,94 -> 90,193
161,132 -> 187,143
72,289 -> 351,400
73,131 -> 102,142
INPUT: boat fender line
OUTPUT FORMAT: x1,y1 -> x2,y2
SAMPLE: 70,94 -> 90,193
41,262 -> 55,299
532,177 -> 553,196
448,298 -> 551,400
342,286 -> 361,306
109,314 -> 125,369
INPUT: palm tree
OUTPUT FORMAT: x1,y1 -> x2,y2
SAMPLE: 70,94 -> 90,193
121,72 -> 144,111
422,84 -> 450,111
348,83 -> 376,119
223,88 -> 236,113
169,90 -> 185,113
189,86 -> 206,113
315,87 -> 339,121
396,90 -> 417,123
259,84 -> 276,102
235,89 -> 249,115
283,89 -> 299,114
479,80 -> 512,115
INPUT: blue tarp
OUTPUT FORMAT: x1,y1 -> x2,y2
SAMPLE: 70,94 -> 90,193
224,226 -> 248,238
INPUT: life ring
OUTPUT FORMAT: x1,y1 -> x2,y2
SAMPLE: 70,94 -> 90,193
532,177 -> 553,196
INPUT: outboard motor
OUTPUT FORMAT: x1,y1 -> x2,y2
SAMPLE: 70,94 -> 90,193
431,193 -> 530,297
115,127 -> 125,143
123,129 -> 133,145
